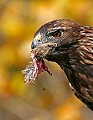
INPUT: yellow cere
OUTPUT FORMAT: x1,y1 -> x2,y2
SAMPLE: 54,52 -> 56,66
35,33 -> 42,42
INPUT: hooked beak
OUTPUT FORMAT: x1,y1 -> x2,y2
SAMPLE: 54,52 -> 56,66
31,33 -> 42,49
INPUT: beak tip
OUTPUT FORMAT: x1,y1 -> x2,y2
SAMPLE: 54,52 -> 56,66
31,41 -> 35,49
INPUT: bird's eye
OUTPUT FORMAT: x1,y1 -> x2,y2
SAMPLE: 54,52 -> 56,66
51,30 -> 61,38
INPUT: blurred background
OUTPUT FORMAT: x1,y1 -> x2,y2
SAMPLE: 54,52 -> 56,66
0,0 -> 93,120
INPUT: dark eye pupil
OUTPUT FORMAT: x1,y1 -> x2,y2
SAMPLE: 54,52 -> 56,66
52,30 -> 61,38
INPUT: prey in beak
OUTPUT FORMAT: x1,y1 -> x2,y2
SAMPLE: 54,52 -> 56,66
22,33 -> 57,85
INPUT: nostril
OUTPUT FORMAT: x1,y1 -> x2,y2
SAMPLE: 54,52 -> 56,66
38,40 -> 41,42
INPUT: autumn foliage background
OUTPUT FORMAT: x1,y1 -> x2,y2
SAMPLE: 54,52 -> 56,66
0,0 -> 93,120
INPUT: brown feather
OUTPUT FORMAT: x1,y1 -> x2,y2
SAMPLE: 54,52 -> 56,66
30,19 -> 93,110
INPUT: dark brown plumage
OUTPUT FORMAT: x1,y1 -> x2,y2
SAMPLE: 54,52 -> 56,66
31,19 -> 93,110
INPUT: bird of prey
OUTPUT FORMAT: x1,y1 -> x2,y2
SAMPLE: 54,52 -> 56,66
22,19 -> 93,111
